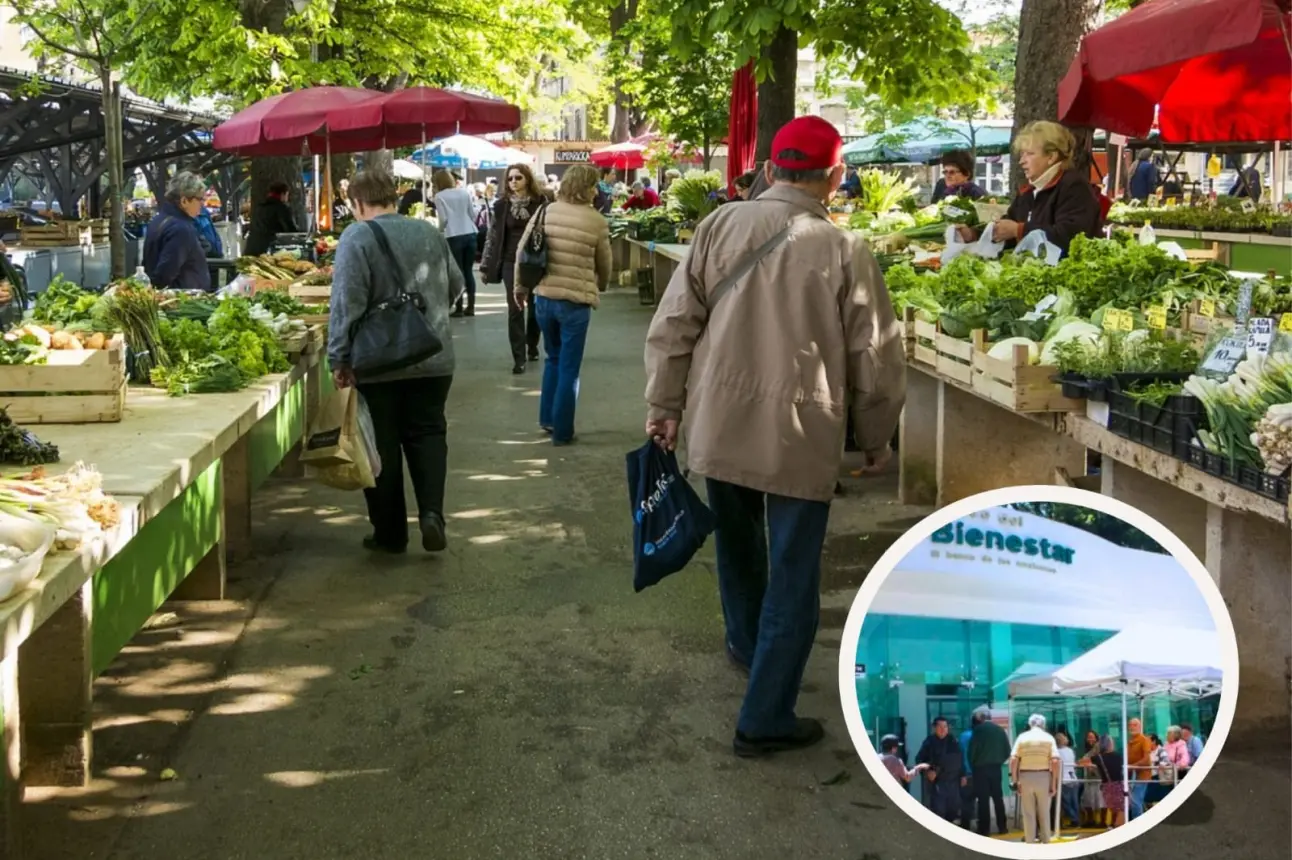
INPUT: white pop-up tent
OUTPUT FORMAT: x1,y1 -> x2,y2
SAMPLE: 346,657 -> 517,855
1006,623 -> 1224,830
869,506 -> 1213,632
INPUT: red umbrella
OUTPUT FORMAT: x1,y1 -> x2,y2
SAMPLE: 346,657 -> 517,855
1058,0 -> 1292,142
727,62 -> 758,194
590,142 -> 646,170
326,87 -> 521,146
213,86 -> 388,156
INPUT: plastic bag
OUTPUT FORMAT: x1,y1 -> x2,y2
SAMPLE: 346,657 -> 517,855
1015,230 -> 1063,266
302,387 -> 382,490
1138,223 -> 1157,246
625,440 -> 716,592
0,512 -> 56,602
219,274 -> 255,298
941,222 -> 1006,265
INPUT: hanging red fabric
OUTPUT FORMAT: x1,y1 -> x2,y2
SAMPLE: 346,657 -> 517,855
1058,0 -> 1292,143
727,62 -> 758,196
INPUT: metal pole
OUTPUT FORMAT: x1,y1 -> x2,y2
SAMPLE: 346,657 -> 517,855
1121,690 -> 1130,825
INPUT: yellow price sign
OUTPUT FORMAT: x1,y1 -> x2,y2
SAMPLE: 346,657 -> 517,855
1198,299 -> 1216,318
1146,307 -> 1168,330
1280,313 -> 1292,333
1165,197 -> 1177,207
1102,308 -> 1135,332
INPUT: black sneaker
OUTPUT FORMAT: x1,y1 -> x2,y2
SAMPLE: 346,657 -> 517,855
419,513 -> 447,552
512,363 -> 525,375
362,536 -> 406,554
450,308 -> 465,318
733,718 -> 825,758
464,308 -> 475,317
527,351 -> 540,361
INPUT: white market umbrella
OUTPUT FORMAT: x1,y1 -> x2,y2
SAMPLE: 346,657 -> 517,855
410,134 -> 531,170
391,159 -> 426,180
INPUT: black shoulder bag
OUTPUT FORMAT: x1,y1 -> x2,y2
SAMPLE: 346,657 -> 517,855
517,202 -> 550,290
346,220 -> 444,376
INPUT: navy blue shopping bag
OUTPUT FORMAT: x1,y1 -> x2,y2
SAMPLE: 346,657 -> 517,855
625,440 -> 717,592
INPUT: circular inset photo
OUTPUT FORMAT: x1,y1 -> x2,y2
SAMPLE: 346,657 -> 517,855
838,487 -> 1238,859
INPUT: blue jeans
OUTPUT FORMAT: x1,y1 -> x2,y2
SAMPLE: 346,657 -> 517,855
1061,784 -> 1080,823
535,296 -> 591,443
1129,781 -> 1147,819
705,478 -> 831,738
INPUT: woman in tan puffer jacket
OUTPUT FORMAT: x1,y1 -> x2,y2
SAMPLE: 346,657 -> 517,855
515,163 -> 611,446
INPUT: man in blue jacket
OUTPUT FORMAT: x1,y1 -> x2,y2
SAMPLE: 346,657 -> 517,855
193,204 -> 223,258
143,172 -> 212,291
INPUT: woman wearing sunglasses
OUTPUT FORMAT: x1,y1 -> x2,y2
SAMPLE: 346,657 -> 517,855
482,163 -> 551,374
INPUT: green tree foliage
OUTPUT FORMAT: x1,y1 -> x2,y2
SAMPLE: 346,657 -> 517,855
1007,502 -> 1168,554
619,16 -> 734,167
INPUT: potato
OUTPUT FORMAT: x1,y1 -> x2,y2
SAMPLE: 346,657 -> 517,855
49,330 -> 73,350
86,332 -> 106,350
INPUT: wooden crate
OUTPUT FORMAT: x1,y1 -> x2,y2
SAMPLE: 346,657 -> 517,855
0,335 -> 126,424
292,313 -> 329,327
288,282 -> 333,302
18,219 -> 107,247
282,324 -> 325,364
970,339 -> 1083,413
1179,299 -> 1234,344
910,316 -> 974,385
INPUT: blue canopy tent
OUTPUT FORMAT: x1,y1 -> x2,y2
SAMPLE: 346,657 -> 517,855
407,134 -> 526,170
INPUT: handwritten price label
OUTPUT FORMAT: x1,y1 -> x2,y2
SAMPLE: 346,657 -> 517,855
1146,307 -> 1168,330
942,205 -> 969,219
1201,334 -> 1249,376
1241,199 -> 1257,213
1280,313 -> 1292,333
1248,317 -> 1275,356
1102,308 -> 1134,332
1198,299 -> 1216,318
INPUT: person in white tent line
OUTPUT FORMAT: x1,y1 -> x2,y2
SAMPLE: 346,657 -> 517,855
1010,713 -> 1061,844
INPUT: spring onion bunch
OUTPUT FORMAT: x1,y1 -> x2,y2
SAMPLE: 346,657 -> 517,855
0,464 -> 120,549
1185,354 -> 1292,470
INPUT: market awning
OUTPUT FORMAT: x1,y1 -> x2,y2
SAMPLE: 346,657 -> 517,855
1058,0 -> 1292,142
842,119 -> 1013,166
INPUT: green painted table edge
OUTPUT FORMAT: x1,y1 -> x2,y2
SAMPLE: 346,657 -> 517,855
249,378 -> 306,492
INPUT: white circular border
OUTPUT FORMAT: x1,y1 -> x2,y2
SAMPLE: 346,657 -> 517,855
837,485 -> 1240,860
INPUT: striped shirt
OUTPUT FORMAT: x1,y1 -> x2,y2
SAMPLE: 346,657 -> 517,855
1012,727 -> 1059,771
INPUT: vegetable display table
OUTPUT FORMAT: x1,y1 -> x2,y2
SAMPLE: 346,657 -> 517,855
627,240 -> 689,303
1149,229 -> 1291,276
900,361 -> 1290,747
0,351 -> 322,860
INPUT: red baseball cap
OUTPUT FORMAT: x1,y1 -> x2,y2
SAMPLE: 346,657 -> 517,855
770,116 -> 843,171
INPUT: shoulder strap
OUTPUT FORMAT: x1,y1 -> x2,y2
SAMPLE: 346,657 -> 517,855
706,213 -> 798,311
366,219 -> 409,298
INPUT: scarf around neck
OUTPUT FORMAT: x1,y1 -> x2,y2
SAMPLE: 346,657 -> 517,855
1031,163 -> 1063,197
509,194 -> 536,221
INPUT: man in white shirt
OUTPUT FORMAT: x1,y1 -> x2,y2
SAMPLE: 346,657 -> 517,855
1010,714 -> 1060,843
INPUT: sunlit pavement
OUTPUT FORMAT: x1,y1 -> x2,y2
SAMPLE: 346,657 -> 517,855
20,282 -> 1292,860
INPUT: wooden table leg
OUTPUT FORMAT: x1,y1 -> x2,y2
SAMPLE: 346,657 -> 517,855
1,651 -> 21,860
17,581 -> 91,789
222,434 -> 252,566
899,371 -> 939,505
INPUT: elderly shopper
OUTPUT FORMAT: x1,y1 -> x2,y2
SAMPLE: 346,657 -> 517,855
482,163 -> 549,374
327,169 -> 463,555
956,121 -> 1100,257
967,707 -> 1011,836
143,171 -> 214,292
1010,714 -> 1060,844
643,115 -> 906,757
515,164 -> 610,446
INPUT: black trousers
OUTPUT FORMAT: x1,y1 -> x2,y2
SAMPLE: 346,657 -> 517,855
974,765 -> 1008,835
447,234 -> 477,311
503,267 -> 540,363
959,775 -> 975,829
356,375 -> 453,549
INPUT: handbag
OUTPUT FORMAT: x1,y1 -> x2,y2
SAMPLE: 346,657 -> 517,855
346,220 -> 444,376
516,203 -> 549,290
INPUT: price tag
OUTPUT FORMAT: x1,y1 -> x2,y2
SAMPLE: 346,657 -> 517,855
1146,306 -> 1167,330
1247,317 -> 1275,355
942,205 -> 968,219
1165,197 -> 1177,207
1034,294 -> 1059,313
1101,308 -> 1134,332
1280,313 -> 1292,333
1198,299 -> 1216,318
1241,199 -> 1257,213
1201,334 -> 1249,376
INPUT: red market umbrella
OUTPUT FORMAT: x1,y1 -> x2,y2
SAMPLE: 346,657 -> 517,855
1058,0 -> 1292,142
727,62 -> 758,194
326,86 -> 521,146
590,142 -> 646,170
213,86 -> 388,156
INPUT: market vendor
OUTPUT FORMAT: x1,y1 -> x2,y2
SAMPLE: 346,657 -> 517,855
243,182 -> 298,256
931,150 -> 986,203
142,171 -> 213,292
0,241 -> 25,329
622,181 -> 660,210
955,121 -> 1100,257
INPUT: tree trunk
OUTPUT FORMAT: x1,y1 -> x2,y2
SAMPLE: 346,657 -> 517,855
100,71 -> 126,279
755,26 -> 798,162
1010,0 -> 1103,190
609,0 -> 640,143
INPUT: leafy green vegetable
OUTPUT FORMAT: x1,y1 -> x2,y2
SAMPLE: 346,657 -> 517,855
33,277 -> 100,326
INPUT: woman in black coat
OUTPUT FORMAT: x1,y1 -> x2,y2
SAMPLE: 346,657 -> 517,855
956,121 -> 1100,257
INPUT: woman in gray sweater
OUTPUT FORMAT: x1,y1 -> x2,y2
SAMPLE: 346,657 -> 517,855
327,169 -> 464,554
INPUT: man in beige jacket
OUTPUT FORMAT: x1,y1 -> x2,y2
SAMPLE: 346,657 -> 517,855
643,116 -> 906,757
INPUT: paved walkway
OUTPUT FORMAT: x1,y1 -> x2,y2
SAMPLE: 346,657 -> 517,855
19,284 -> 1290,860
